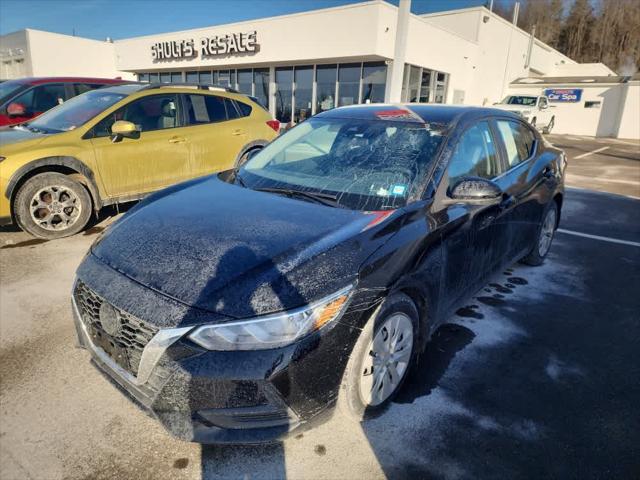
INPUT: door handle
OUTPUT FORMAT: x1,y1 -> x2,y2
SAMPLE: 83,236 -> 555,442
168,136 -> 186,144
232,129 -> 244,136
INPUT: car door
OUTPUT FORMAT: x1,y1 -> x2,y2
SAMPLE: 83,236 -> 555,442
493,119 -> 550,261
433,119 -> 509,310
89,93 -> 191,197
180,93 -> 248,178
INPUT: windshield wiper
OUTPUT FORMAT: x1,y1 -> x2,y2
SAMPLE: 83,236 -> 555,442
254,186 -> 342,208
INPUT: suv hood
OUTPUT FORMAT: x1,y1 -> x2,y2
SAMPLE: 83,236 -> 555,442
0,125 -> 50,149
90,175 -> 397,321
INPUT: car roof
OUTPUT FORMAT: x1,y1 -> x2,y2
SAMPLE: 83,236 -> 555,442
9,77 -> 126,86
315,103 -> 521,125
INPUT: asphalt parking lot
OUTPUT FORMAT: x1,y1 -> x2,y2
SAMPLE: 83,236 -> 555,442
1,134 -> 639,480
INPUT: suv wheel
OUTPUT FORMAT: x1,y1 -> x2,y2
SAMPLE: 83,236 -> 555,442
521,201 -> 558,266
14,172 -> 92,239
339,293 -> 419,420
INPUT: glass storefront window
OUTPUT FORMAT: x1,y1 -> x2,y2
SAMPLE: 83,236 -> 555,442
275,67 -> 293,124
149,73 -> 159,83
160,72 -> 171,83
170,72 -> 182,83
337,63 -> 361,107
138,73 -> 149,82
186,71 -> 198,83
434,72 -> 448,103
316,64 -> 336,113
199,71 -> 212,85
420,69 -> 431,103
254,68 -> 270,110
407,65 -> 420,102
218,70 -> 231,87
361,62 -> 386,104
237,69 -> 253,95
294,66 -> 313,123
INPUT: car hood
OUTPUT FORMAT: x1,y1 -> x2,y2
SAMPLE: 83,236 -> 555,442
89,175 -> 398,322
493,104 -> 531,113
0,125 -> 50,149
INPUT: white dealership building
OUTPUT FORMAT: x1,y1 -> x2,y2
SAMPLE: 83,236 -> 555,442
1,0 -> 638,139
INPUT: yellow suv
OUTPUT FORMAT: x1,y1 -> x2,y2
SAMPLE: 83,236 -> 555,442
0,83 -> 279,238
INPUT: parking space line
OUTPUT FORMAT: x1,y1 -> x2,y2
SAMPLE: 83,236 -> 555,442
574,146 -> 610,159
558,229 -> 640,247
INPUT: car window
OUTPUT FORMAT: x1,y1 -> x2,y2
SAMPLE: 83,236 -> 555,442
92,94 -> 180,137
235,100 -> 252,117
447,121 -> 500,185
224,98 -> 240,120
184,94 -> 228,125
75,83 -> 108,95
496,120 -> 536,168
11,84 -> 66,113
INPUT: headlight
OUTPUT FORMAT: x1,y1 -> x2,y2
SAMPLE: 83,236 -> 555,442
188,285 -> 354,351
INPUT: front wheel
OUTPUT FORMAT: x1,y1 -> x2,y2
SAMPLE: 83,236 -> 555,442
521,202 -> 558,266
338,293 -> 419,420
13,172 -> 92,239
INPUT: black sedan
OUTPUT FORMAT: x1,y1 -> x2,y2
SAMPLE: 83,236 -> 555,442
72,104 -> 566,443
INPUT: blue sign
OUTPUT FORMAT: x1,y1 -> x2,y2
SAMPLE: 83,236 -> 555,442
545,88 -> 583,103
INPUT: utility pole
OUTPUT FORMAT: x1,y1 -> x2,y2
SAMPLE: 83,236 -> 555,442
386,0 -> 411,103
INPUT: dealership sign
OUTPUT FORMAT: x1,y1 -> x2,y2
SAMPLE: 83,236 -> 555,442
544,88 -> 583,102
151,31 -> 257,60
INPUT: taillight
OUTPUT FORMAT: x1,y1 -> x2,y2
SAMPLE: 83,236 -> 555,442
266,120 -> 280,132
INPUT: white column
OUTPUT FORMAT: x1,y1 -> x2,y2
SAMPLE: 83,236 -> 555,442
386,0 -> 411,103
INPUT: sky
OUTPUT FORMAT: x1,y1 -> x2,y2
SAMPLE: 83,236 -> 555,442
0,0 -> 489,40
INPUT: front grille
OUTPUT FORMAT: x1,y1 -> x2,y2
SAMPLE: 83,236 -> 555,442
74,281 -> 158,377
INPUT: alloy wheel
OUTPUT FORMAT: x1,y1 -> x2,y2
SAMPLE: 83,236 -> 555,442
29,185 -> 82,231
538,207 -> 557,257
359,313 -> 413,406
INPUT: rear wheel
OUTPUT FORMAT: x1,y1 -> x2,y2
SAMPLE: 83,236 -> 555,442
521,202 -> 558,266
236,146 -> 263,168
14,172 -> 92,239
339,293 -> 419,420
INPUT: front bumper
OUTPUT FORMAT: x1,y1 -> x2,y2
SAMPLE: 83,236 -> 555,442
71,279 -> 366,443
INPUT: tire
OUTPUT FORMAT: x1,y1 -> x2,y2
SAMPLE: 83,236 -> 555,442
14,172 -> 92,239
236,146 -> 262,168
521,201 -> 558,266
338,292 -> 419,420
543,117 -> 554,134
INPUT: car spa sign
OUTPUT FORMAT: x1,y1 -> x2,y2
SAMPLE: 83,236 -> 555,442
151,31 -> 257,60
544,88 -> 583,103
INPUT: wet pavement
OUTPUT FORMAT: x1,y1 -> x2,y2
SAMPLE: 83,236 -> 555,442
0,135 -> 639,479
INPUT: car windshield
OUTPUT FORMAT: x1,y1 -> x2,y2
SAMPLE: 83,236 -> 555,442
27,90 -> 127,133
0,80 -> 26,104
504,96 -> 537,106
239,116 -> 446,211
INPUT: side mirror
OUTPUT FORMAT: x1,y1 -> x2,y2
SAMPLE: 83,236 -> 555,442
7,102 -> 27,117
449,177 -> 503,205
110,120 -> 139,141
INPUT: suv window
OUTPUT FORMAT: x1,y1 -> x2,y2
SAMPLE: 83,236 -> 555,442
235,100 -> 252,117
11,84 -> 66,113
224,98 -> 240,120
92,94 -> 180,137
447,121 -> 501,185
185,94 -> 229,125
496,120 -> 536,168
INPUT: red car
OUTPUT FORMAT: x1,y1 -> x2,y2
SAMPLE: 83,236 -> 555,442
0,77 -> 126,127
